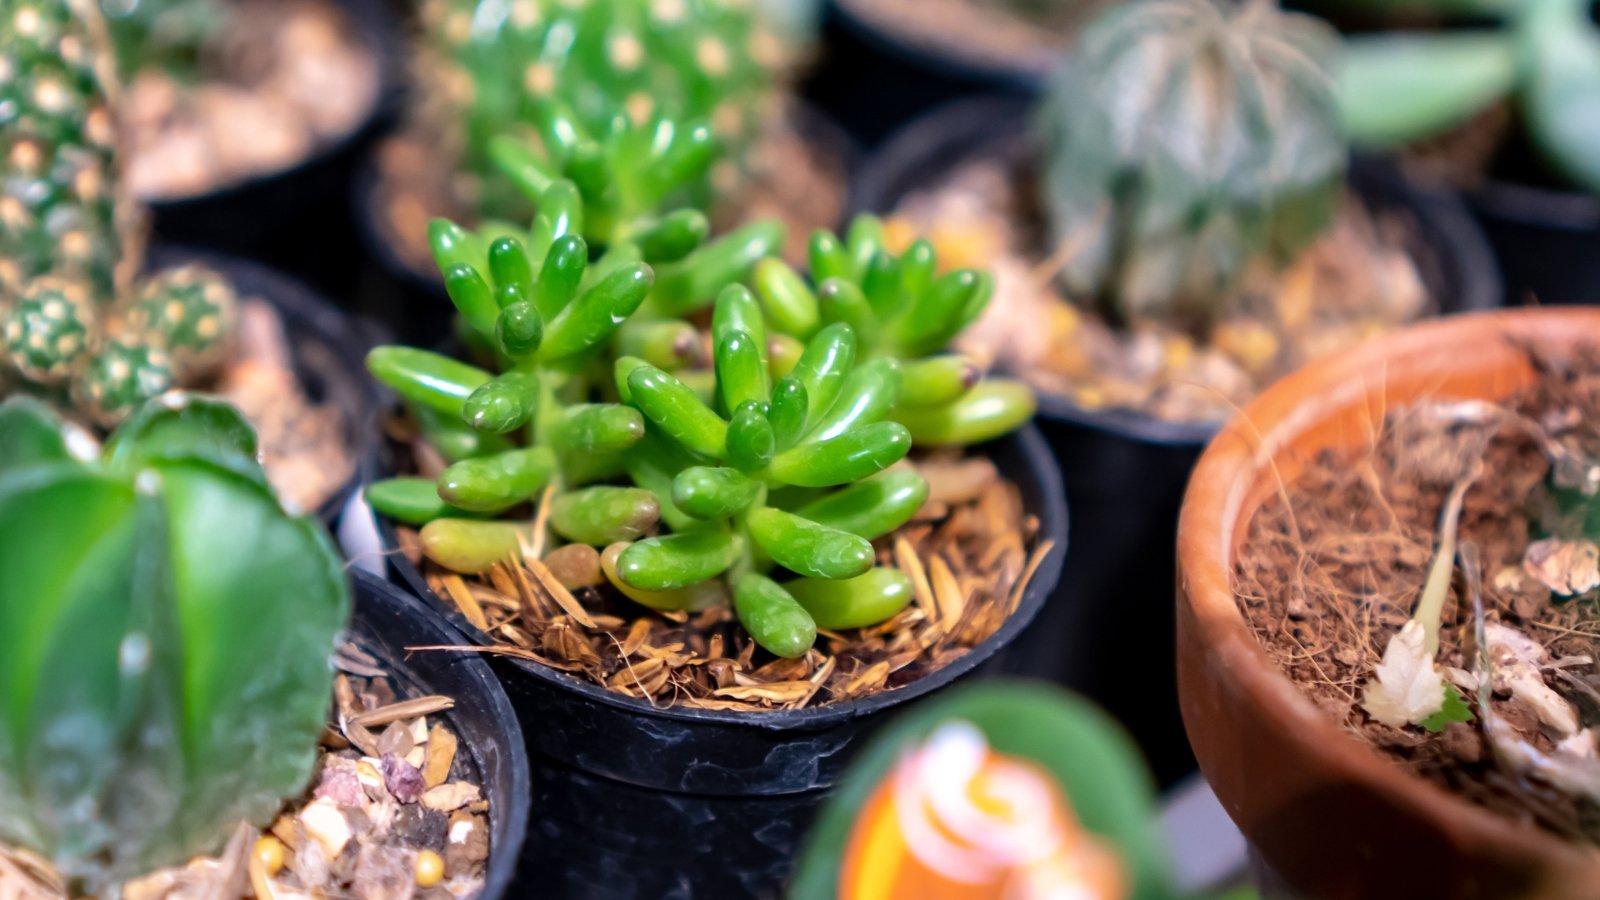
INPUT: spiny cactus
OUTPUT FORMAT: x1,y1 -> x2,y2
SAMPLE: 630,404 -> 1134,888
0,393 -> 351,890
416,0 -> 784,222
1039,0 -> 1345,332
0,0 -> 236,428
365,199 -> 1037,659
752,215 -> 1037,446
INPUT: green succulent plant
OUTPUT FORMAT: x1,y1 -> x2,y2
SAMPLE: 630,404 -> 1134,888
0,393 -> 351,890
364,200 -> 1038,660
1038,0 -> 1346,332
0,0 -> 236,427
97,0 -> 222,82
752,214 -> 1037,446
416,0 -> 783,223
1337,0 -> 1600,194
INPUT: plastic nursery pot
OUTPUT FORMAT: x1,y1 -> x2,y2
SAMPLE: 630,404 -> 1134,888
1466,179 -> 1600,308
809,0 -> 1050,147
1176,308 -> 1600,899
150,246 -> 381,526
349,100 -> 859,346
145,0 -> 404,298
349,569 -> 531,899
374,426 -> 1066,898
852,94 -> 1503,788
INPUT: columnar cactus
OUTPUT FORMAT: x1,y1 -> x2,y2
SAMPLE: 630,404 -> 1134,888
0,0 -> 236,428
1038,0 -> 1345,332
416,0 -> 784,222
365,197 -> 1038,660
752,215 -> 1037,446
0,394 -> 351,889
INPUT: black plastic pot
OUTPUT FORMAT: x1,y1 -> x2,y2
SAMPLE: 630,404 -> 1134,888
852,95 -> 1502,788
349,101 -> 860,346
150,247 -> 381,526
805,0 -> 1049,148
349,569 -> 530,899
145,0 -> 404,301
373,426 -> 1066,897
1467,180 -> 1600,307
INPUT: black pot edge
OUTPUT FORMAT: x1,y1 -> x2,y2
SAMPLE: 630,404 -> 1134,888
373,422 -> 1067,733
142,0 -> 407,217
149,246 -> 382,525
349,97 -> 866,307
349,569 -> 531,900
1467,176 -> 1600,234
851,93 -> 1506,451
824,0 -> 1053,95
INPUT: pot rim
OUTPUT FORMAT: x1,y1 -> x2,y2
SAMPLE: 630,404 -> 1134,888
852,93 -> 1504,451
377,423 -> 1067,732
1468,177 -> 1600,233
1176,306 -> 1600,883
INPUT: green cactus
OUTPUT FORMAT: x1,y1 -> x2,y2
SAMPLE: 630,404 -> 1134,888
365,200 -> 1038,659
0,393 -> 351,889
752,215 -> 1037,446
1038,0 -> 1346,332
0,0 -> 238,429
416,0 -> 783,224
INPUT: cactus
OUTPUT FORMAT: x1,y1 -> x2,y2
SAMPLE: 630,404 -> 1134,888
752,215 -> 1037,446
1038,0 -> 1345,332
365,200 -> 1037,659
0,0 -> 237,429
415,0 -> 785,224
0,393 -> 351,889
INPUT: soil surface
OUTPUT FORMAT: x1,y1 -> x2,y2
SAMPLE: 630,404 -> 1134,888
1235,346 -> 1600,843
122,0 -> 379,201
389,433 -> 1052,713
891,156 -> 1434,424
0,642 -> 491,899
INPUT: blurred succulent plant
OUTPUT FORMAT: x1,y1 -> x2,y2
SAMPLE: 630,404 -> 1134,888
0,0 -> 237,426
0,393 -> 351,889
97,0 -> 223,81
416,0 -> 787,223
1038,0 -> 1345,333
1337,0 -> 1600,194
753,214 -> 1036,445
365,202 -> 1036,659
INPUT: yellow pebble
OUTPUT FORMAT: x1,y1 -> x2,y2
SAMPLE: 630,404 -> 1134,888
253,836 -> 285,876
416,849 -> 445,887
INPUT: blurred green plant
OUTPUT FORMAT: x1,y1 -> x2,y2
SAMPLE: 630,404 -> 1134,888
0,393 -> 350,890
97,0 -> 223,81
0,0 -> 237,426
1337,0 -> 1600,194
1037,0 -> 1346,333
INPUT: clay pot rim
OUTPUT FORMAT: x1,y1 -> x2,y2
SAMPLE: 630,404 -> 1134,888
1176,306 -> 1600,875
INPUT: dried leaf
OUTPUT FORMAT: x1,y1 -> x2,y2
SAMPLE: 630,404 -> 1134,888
350,696 -> 456,729
1523,537 -> 1600,597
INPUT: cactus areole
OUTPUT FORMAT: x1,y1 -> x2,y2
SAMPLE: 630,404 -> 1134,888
0,393 -> 351,889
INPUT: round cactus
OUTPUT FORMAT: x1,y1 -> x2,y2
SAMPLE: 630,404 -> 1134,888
0,275 -> 94,382
0,0 -> 132,303
126,262 -> 236,372
73,333 -> 175,425
1038,0 -> 1345,332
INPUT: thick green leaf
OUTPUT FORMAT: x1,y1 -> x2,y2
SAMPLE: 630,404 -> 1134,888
1522,0 -> 1600,192
1337,33 -> 1515,148
0,397 -> 77,471
102,393 -> 260,476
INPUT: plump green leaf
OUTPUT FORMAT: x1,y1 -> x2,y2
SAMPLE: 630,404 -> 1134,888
1337,33 -> 1515,148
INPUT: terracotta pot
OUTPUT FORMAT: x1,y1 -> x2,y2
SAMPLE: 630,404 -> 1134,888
1176,307 -> 1600,899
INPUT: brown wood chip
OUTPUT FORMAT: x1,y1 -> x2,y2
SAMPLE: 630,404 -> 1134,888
423,724 -> 458,789
349,695 -> 456,729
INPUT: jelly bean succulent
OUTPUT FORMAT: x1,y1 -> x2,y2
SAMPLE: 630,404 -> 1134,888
1038,0 -> 1345,333
0,0 -> 237,427
753,215 -> 1036,446
365,205 -> 1038,659
0,393 -> 350,889
1337,0 -> 1600,194
416,0 -> 785,222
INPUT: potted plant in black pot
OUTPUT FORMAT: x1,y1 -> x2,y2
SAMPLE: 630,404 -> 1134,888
1,0 -> 379,523
98,0 -> 399,279
357,165 -> 1064,892
1332,0 -> 1600,307
0,394 -> 528,899
853,0 -> 1501,786
358,0 -> 853,343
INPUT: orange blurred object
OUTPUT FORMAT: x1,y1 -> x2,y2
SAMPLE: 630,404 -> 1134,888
839,722 -> 1127,900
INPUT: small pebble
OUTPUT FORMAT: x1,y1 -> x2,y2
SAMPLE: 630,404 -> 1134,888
395,803 -> 449,852
416,849 -> 445,888
383,752 -> 428,804
300,799 -> 354,858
